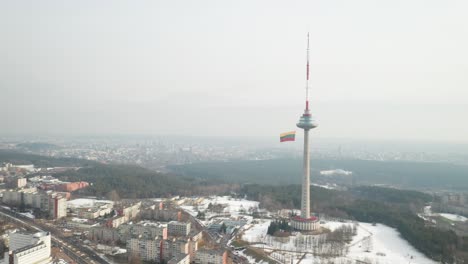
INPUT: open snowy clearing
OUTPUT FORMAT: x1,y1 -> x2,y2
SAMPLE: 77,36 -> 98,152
67,198 -> 113,208
241,219 -> 437,264
439,213 -> 467,222
180,196 -> 259,222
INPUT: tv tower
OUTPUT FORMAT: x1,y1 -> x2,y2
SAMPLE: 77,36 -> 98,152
291,33 -> 319,231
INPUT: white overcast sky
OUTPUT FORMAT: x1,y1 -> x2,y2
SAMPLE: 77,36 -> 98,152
1,0 -> 467,142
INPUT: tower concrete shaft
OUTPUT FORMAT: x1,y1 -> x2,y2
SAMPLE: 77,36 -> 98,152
297,112 -> 316,219
301,128 -> 311,218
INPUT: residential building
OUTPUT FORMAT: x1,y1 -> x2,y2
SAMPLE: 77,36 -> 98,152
168,221 -> 191,237
168,253 -> 190,264
1,189 -> 66,219
126,236 -> 192,263
127,238 -> 160,262
49,195 -> 67,219
194,249 -> 228,264
117,201 -> 141,221
56,181 -> 89,192
5,178 -> 27,189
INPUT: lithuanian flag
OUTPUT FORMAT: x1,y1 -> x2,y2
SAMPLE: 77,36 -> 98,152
280,131 -> 296,142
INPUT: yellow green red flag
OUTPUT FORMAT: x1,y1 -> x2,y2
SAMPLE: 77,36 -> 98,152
280,131 -> 296,142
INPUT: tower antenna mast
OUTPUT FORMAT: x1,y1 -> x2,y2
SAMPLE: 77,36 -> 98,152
306,32 -> 310,113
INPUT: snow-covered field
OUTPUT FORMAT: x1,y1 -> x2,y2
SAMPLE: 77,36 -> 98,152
241,220 -> 271,242
345,223 -> 436,264
320,169 -> 353,176
241,219 -> 437,264
67,198 -> 113,208
439,213 -> 467,222
179,195 -> 437,264
180,196 -> 259,223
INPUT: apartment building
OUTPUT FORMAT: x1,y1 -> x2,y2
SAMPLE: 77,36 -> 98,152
168,221 -> 191,237
194,248 -> 228,264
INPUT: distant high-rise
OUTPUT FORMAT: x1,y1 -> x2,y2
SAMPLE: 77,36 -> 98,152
290,34 -> 320,231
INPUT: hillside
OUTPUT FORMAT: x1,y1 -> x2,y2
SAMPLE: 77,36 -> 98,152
0,150 -> 96,168
54,164 -> 225,199
0,150 -> 231,199
169,158 -> 468,190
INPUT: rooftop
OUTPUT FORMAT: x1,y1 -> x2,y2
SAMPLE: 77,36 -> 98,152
291,215 -> 319,222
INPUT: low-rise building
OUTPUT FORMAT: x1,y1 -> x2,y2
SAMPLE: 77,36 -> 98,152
66,221 -> 96,230
91,221 -> 168,244
0,231 -> 51,264
77,206 -> 112,219
56,181 -> 89,192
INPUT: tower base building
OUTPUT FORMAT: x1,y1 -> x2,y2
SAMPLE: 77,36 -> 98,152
290,216 -> 320,231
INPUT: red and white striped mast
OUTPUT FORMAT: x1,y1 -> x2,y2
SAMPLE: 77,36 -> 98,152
305,32 -> 311,115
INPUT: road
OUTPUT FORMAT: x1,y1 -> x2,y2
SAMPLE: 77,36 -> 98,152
0,208 -> 110,264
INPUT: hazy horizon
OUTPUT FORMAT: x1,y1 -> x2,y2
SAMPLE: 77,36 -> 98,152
2,1 -> 467,142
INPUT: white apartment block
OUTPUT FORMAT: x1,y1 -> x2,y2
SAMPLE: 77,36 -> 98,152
74,201 -> 113,220
0,232 -> 51,264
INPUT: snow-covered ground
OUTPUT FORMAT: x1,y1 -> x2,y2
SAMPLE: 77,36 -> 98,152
241,220 -> 437,264
179,195 -> 437,263
67,198 -> 113,208
241,220 -> 271,242
180,196 -> 259,225
320,169 -> 353,176
97,244 -> 127,255
71,217 -> 89,223
439,213 -> 467,222
19,212 -> 35,219
311,183 -> 338,190
345,223 -> 436,264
